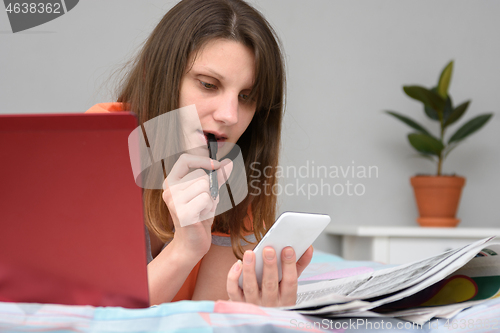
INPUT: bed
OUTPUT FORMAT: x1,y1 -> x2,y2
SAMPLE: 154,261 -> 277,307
1,251 -> 500,333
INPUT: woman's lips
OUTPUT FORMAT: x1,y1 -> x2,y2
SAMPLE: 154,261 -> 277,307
199,131 -> 226,149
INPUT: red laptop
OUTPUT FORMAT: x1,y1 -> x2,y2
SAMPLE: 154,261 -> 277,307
0,112 -> 149,308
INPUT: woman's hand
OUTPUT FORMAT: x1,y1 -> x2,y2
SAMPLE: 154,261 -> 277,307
226,246 -> 314,307
162,153 -> 233,261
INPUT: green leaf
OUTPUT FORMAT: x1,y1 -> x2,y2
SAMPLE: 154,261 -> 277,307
408,133 -> 444,156
424,105 -> 440,121
443,96 -> 453,123
437,61 -> 453,99
448,114 -> 493,144
443,142 -> 459,159
424,87 -> 441,121
443,100 -> 470,127
403,86 -> 445,112
385,111 -> 432,136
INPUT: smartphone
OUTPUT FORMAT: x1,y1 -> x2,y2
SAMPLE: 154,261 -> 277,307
238,212 -> 331,289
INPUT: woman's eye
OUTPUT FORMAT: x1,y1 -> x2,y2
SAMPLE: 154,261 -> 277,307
200,81 -> 217,90
239,93 -> 250,101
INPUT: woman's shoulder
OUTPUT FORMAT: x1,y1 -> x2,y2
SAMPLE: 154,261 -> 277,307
85,102 -> 128,113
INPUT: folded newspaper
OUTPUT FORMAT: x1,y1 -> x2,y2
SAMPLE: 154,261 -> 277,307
284,237 -> 500,324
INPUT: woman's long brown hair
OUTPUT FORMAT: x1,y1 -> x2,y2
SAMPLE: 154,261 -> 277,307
116,0 -> 285,259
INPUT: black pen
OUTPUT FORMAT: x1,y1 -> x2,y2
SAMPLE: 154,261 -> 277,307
207,133 -> 218,200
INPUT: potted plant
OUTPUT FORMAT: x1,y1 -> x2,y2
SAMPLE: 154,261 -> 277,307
386,60 -> 493,227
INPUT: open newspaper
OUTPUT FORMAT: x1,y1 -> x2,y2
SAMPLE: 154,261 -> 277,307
284,237 -> 500,324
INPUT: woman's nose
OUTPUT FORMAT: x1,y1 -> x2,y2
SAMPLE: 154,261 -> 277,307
213,94 -> 238,126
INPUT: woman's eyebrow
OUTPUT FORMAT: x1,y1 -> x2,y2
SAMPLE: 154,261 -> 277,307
195,66 -> 254,90
197,66 -> 225,81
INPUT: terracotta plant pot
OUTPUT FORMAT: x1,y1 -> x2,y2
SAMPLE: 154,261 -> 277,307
410,175 -> 466,227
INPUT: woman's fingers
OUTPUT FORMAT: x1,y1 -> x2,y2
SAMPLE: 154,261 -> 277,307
260,247 -> 279,307
162,155 -> 235,227
168,153 -> 221,183
226,246 -> 306,307
241,250 -> 260,304
164,171 -> 213,226
279,247 -> 298,306
173,173 -> 211,204
164,158 -> 232,195
185,192 -> 214,224
227,260 -> 245,302
296,246 -> 314,277
167,168 -> 208,190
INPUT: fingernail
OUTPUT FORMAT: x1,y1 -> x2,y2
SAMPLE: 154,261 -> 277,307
232,260 -> 242,272
243,251 -> 253,265
264,248 -> 275,261
284,247 -> 294,259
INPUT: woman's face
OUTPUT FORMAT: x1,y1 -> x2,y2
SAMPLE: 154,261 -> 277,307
179,38 -> 257,158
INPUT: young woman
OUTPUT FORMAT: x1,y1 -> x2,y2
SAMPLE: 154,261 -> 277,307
87,0 -> 313,306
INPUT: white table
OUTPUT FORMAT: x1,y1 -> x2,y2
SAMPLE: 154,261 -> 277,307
325,224 -> 500,264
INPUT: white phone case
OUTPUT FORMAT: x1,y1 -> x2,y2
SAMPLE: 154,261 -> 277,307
238,212 -> 331,289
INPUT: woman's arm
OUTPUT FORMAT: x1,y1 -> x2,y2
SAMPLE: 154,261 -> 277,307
148,155 -> 233,305
147,235 -> 203,305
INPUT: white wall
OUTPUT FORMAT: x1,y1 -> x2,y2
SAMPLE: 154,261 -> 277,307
1,0 -> 499,254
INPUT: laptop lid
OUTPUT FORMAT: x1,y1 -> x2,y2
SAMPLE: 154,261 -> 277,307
0,112 -> 149,308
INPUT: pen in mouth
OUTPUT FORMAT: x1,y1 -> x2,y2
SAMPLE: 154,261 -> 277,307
207,133 -> 218,200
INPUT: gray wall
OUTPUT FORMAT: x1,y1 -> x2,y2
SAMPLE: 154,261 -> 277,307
1,1 -> 499,254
